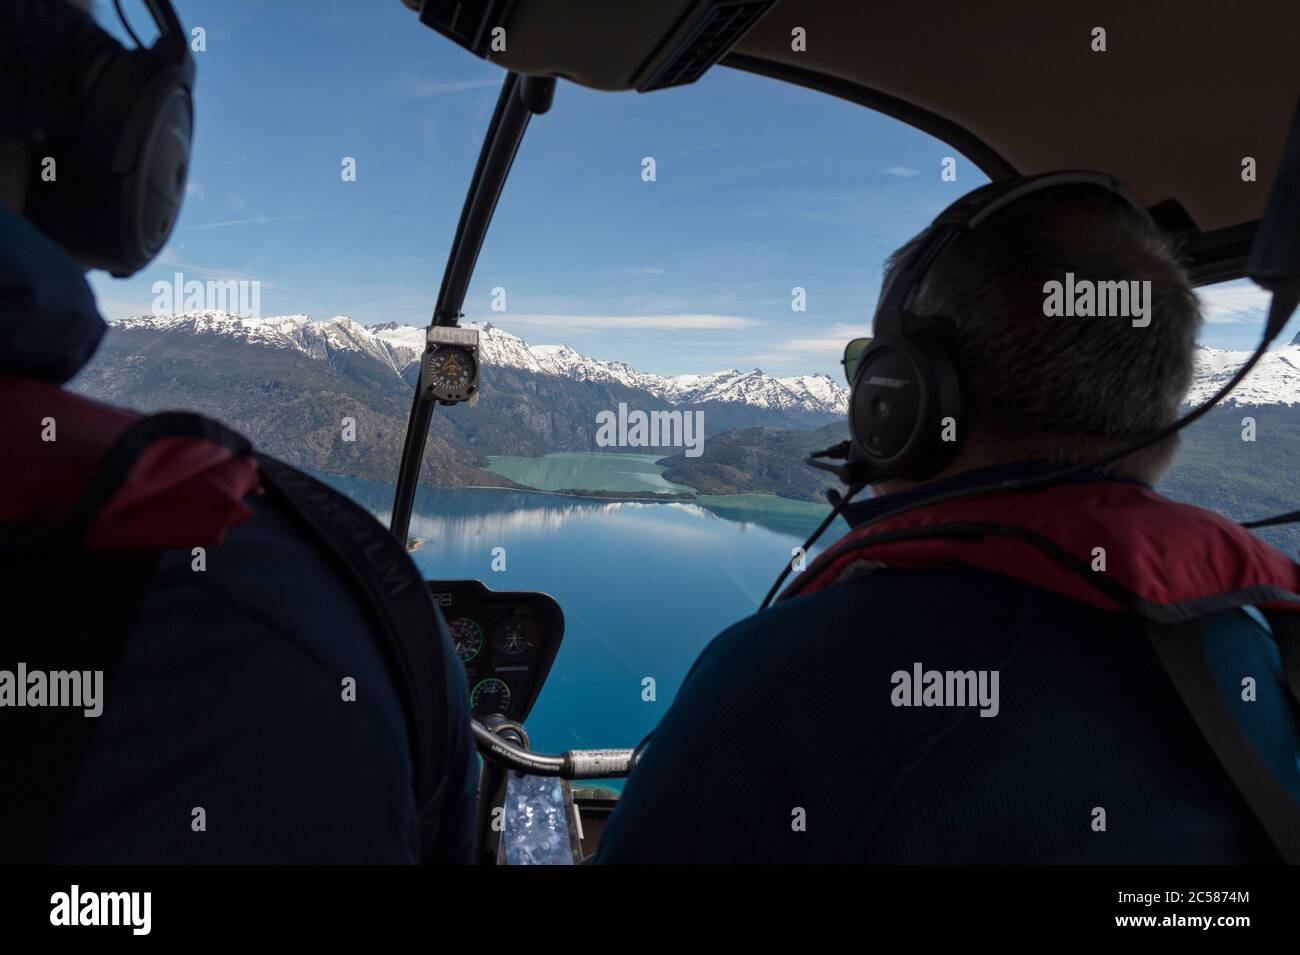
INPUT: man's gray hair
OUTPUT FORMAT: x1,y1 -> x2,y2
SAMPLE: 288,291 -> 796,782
888,184 -> 1202,480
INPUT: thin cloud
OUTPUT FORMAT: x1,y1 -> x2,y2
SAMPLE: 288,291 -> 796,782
157,248 -> 281,288
746,322 -> 869,363
490,313 -> 761,331
1196,279 -> 1270,324
393,77 -> 499,97
883,166 -> 922,178
185,215 -> 315,231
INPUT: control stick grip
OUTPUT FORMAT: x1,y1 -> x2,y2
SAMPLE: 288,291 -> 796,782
472,720 -> 634,778
564,748 -> 635,779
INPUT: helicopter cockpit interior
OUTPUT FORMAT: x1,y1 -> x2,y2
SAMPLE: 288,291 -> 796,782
389,0 -> 1300,865
3,0 -> 1298,886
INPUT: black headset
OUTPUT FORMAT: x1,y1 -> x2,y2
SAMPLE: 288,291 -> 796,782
829,171 -> 1154,486
25,0 -> 195,278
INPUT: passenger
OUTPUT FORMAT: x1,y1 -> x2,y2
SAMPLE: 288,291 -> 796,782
0,0 -> 476,863
596,183 -> 1300,863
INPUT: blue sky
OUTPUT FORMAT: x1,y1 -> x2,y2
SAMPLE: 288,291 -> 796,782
87,0 -> 1290,379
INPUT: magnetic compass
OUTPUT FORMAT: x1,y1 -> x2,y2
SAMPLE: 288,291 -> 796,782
422,325 -> 481,403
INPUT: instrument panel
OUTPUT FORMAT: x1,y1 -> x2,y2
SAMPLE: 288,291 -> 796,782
426,579 -> 563,722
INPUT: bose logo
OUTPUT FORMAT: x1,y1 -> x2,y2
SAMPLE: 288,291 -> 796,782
865,375 -> 909,389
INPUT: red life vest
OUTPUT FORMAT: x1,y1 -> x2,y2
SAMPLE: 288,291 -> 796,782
780,479 -> 1300,619
1,375 -> 259,549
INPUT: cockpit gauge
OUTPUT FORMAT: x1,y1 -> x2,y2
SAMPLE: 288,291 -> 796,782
428,346 -> 477,395
447,617 -> 484,663
471,677 -> 513,717
492,615 -> 540,663
423,325 -> 480,404
424,580 -> 563,723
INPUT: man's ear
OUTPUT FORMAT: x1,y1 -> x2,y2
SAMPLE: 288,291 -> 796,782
0,140 -> 32,214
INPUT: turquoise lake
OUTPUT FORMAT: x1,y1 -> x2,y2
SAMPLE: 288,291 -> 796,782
485,452 -> 695,494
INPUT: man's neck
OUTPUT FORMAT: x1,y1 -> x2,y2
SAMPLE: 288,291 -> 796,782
872,445 -> 1013,498
843,457 -> 1149,531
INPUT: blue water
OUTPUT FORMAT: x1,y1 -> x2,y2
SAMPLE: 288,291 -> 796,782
322,475 -> 829,765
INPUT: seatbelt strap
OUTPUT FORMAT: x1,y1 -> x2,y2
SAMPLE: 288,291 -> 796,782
1146,618 -> 1300,863
1260,610 -> 1300,712
253,456 -> 450,859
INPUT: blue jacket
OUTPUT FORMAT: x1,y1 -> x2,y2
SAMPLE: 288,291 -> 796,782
597,464 -> 1300,863
1,203 -> 477,863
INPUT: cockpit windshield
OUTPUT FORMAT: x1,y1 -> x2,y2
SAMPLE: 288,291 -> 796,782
74,0 -> 1299,768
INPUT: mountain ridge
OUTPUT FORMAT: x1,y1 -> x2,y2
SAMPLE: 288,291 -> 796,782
107,311 -> 1300,409
73,311 -> 849,488
112,311 -> 851,416
73,311 -> 1300,498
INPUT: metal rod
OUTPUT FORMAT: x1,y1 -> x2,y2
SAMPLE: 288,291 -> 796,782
389,73 -> 552,542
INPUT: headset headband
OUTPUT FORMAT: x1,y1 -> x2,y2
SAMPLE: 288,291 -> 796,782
876,170 -> 1154,326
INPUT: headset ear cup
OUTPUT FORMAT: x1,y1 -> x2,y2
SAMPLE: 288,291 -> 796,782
109,64 -> 193,274
848,333 -> 964,481
24,26 -> 193,276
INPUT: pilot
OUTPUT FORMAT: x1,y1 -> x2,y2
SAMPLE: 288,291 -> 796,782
596,180 -> 1300,863
0,0 -> 476,862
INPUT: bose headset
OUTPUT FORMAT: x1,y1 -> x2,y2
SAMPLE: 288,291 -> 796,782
763,167 -> 1300,609
24,0 -> 195,278
810,171 -> 1152,488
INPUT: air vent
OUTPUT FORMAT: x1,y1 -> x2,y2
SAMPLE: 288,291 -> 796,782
637,0 -> 779,92
418,0 -> 516,57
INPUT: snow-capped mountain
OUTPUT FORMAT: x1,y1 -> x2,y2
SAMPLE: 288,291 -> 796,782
107,311 -> 1300,411
109,312 -> 852,415
114,312 -> 421,377
1187,343 -> 1300,407
379,320 -> 851,414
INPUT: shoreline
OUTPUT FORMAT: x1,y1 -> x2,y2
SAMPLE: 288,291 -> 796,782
462,484 -> 695,502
